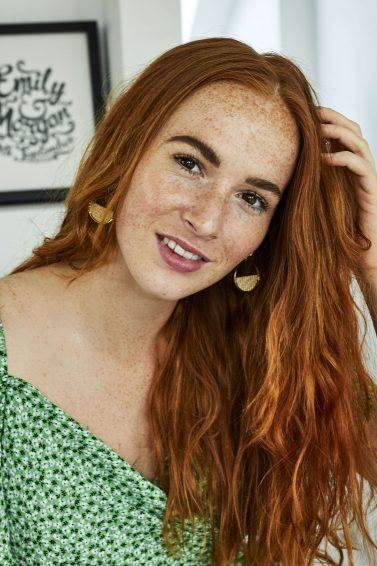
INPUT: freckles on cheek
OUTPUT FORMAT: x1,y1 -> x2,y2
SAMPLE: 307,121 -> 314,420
119,187 -> 172,233
225,227 -> 267,266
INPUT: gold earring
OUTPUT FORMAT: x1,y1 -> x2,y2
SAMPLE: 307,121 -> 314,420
233,255 -> 260,292
88,201 -> 114,224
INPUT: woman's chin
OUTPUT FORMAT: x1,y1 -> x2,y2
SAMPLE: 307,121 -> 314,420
131,275 -> 207,302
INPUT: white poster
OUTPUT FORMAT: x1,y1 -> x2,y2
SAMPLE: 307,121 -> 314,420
0,22 -> 104,204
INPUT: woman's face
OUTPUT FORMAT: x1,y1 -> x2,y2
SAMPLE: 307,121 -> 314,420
114,82 -> 300,301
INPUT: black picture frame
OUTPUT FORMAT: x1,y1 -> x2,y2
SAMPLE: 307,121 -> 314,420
0,21 -> 105,206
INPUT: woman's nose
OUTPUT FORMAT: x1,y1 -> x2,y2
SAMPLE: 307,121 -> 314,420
182,186 -> 227,237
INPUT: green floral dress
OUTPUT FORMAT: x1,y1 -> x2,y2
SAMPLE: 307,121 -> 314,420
0,319 -> 213,564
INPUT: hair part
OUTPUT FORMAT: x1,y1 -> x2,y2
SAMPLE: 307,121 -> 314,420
10,37 -> 377,565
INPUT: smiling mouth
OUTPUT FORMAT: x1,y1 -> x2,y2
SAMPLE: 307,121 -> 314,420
156,233 -> 209,262
156,233 -> 208,273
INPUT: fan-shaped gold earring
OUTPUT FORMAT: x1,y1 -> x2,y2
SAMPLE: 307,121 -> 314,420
88,201 -> 114,224
233,254 -> 260,292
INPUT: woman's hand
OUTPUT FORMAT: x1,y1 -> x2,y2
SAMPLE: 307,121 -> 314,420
317,106 -> 377,274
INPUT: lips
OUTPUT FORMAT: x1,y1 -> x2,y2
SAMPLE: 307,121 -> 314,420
156,234 -> 206,272
156,233 -> 210,262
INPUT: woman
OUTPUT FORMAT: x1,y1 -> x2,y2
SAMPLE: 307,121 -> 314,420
0,37 -> 377,565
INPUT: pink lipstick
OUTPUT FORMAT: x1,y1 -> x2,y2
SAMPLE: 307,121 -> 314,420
156,234 -> 207,273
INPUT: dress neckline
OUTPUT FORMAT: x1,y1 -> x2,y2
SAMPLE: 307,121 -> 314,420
0,317 -> 167,499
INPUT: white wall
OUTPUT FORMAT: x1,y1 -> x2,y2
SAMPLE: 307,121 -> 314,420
317,0 -> 377,162
0,0 -> 181,276
280,0 -> 317,88
182,0 -> 281,52
0,0 -> 106,275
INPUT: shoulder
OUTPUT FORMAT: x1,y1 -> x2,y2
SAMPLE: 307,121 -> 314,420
0,264 -> 67,326
0,265 -> 74,380
0,272 -> 26,319
0,269 -> 42,315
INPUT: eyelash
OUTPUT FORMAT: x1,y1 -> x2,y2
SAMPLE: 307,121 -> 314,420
173,153 -> 270,214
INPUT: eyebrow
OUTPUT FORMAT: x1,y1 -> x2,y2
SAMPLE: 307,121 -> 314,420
166,134 -> 282,201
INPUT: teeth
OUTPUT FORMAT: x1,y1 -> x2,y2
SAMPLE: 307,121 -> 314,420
162,237 -> 202,261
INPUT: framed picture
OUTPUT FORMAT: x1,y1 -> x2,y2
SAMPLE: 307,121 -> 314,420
0,21 -> 105,205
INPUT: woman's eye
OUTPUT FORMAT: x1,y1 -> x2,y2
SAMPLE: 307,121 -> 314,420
174,154 -> 203,176
174,154 -> 270,214
239,192 -> 270,214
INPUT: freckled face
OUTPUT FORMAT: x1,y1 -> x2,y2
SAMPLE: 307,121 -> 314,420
114,82 -> 300,301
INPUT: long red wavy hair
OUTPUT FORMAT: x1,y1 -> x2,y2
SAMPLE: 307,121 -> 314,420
8,37 -> 377,565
